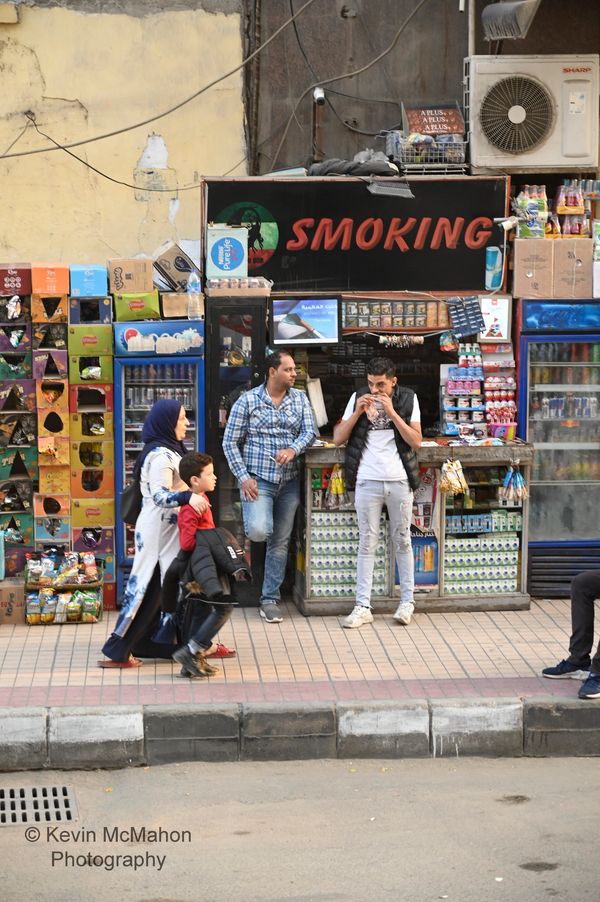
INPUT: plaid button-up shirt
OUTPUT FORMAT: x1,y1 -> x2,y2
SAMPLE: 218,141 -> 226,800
223,383 -> 316,485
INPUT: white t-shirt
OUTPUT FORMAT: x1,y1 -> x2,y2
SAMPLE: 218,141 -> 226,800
342,392 -> 421,482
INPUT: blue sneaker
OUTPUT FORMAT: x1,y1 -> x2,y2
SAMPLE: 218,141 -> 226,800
542,659 -> 589,680
579,672 -> 600,699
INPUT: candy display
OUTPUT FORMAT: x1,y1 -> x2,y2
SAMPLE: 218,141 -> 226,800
24,549 -> 103,624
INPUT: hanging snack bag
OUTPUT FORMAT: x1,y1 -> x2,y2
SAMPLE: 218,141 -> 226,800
26,594 -> 42,625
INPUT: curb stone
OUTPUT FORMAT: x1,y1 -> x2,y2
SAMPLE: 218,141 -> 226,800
0,698 -> 599,770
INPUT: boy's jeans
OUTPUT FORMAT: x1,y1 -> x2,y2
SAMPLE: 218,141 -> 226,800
354,479 -> 414,607
242,476 -> 300,606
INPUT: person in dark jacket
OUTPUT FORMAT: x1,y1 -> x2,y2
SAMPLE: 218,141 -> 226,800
334,357 -> 422,630
168,452 -> 248,679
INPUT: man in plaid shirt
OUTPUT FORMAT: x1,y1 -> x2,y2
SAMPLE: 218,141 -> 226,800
223,350 -> 316,622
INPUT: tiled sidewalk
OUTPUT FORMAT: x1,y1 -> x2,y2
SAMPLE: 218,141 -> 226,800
0,598 -> 589,708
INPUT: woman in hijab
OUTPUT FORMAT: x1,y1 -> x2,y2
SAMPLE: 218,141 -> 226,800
99,399 -> 208,668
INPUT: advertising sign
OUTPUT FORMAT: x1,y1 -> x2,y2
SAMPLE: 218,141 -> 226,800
204,177 -> 509,292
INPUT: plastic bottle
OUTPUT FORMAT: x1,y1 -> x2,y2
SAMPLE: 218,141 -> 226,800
186,272 -> 203,320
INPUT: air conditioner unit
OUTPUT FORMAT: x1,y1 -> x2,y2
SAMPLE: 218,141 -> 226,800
465,55 -> 599,173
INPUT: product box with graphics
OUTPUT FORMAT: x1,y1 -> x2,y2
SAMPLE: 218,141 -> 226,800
108,257 -> 154,294
31,295 -> 68,323
70,440 -> 114,472
31,263 -> 70,295
0,380 -> 35,414
39,465 -> 70,495
0,413 -> 36,448
113,289 -> 161,322
0,446 -> 37,481
69,265 -> 108,298
0,512 -> 34,545
0,351 -> 32,380
67,324 -> 113,356
68,383 -> 114,413
35,379 -> 69,411
72,526 -> 114,554
71,497 -> 115,528
153,241 -> 201,291
0,294 -> 31,322
37,408 -> 68,439
69,410 -> 114,441
32,349 -> 68,380
205,225 -> 248,279
69,296 -> 113,325
0,322 -> 31,353
0,264 -> 32,296
34,516 -> 70,543
31,323 -> 67,351
113,320 -> 204,356
68,355 -> 113,385
37,436 -> 70,467
70,467 -> 114,499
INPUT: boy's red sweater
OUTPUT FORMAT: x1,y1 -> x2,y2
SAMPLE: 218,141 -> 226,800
178,495 -> 215,551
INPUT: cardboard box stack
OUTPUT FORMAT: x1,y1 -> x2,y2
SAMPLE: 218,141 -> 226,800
67,277 -> 116,608
30,263 -> 71,559
0,264 -> 36,578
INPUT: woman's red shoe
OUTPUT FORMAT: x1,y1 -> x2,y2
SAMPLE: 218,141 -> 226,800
205,643 -> 236,659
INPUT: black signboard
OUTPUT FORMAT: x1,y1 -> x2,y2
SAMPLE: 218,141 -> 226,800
203,177 -> 509,292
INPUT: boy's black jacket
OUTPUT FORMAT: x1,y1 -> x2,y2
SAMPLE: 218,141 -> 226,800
186,526 -> 251,601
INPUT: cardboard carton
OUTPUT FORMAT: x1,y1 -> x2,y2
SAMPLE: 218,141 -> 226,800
37,437 -> 70,467
70,439 -> 114,471
37,408 -> 68,439
31,323 -> 67,350
32,349 -> 68,380
161,291 -> 200,319
108,257 -> 154,294
69,411 -> 114,441
153,241 -> 201,291
33,493 -> 70,518
35,379 -> 69,411
113,289 -> 161,322
552,238 -> 593,299
68,296 -> 113,325
512,239 -> 553,298
0,322 -> 31,353
31,294 -> 68,323
70,467 -> 114,499
69,264 -> 108,298
68,355 -> 113,385
0,264 -> 32,296
0,579 -> 25,624
0,446 -> 37,481
72,526 -> 114,554
67,324 -> 113,356
0,294 -> 31,321
39,465 -> 71,494
71,497 -> 115,528
31,263 -> 70,295
68,383 -> 114,413
34,516 -> 70,543
0,351 -> 32,380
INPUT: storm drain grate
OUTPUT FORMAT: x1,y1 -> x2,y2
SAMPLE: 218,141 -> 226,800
0,786 -> 78,827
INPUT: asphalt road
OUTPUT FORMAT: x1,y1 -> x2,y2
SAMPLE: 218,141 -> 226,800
1,758 -> 598,901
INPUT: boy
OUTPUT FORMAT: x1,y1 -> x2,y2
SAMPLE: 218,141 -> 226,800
163,451 -> 235,678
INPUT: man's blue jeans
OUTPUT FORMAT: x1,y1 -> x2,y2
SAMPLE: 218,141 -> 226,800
354,479 -> 414,607
242,477 -> 300,606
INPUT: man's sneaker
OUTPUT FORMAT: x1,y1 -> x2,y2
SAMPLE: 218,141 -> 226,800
342,605 -> 374,629
542,659 -> 590,680
393,602 -> 415,625
578,672 -> 600,699
260,603 -> 283,623
173,645 -> 207,679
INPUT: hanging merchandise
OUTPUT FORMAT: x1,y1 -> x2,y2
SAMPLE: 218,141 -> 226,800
445,296 -> 486,339
378,334 -> 425,349
439,331 -> 459,352
499,461 -> 529,503
324,464 -> 352,510
439,458 -> 470,496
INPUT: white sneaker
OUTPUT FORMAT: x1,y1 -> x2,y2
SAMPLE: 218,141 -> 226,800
342,605 -> 374,629
393,602 -> 414,625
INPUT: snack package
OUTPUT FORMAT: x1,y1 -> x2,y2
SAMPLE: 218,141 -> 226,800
72,589 -> 101,623
80,552 -> 99,582
66,597 -> 82,622
26,594 -> 42,625
54,593 -> 70,624
54,551 -> 80,587
38,554 -> 58,586
41,597 -> 57,624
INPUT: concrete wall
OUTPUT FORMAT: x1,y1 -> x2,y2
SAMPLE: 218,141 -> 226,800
0,1 -> 246,261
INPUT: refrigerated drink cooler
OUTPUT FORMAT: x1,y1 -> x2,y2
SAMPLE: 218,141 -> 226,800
518,300 -> 600,596
113,324 -> 205,602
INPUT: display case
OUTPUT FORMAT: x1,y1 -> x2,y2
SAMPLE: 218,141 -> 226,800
518,327 -> 600,595
294,443 -> 532,616
113,343 -> 204,600
204,297 -> 267,604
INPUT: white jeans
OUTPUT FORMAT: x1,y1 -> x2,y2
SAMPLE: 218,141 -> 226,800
354,479 -> 414,608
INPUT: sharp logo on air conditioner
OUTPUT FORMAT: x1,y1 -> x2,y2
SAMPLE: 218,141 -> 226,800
562,67 -> 592,73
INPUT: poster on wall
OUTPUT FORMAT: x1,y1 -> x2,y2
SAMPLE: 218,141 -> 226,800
203,177 -> 509,292
479,294 -> 512,342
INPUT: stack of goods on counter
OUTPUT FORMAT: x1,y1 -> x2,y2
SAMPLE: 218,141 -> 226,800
0,264 -> 36,577
24,548 -> 103,624
481,345 -> 517,440
309,510 -> 388,598
441,343 -> 486,438
67,270 -> 116,610
512,180 -> 597,300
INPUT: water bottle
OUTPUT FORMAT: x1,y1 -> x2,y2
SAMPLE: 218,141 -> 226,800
186,272 -> 203,320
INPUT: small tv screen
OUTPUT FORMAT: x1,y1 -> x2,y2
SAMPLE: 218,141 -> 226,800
270,296 -> 340,346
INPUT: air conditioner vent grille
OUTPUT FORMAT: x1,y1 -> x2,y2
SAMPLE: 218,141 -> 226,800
480,75 -> 554,154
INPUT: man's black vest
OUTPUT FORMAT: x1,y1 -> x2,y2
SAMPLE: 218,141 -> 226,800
344,385 -> 421,491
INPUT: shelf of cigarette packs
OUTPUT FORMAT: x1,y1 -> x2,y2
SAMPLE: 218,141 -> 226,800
24,549 -> 104,625
307,465 -> 388,598
441,343 -> 486,437
442,467 -> 522,595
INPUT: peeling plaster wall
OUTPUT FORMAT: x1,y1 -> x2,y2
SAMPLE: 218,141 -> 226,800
0,2 -> 245,260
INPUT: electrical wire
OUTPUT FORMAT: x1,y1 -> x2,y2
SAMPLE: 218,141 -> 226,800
24,113 -> 202,191
0,0 -> 320,162
271,0 -> 432,169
